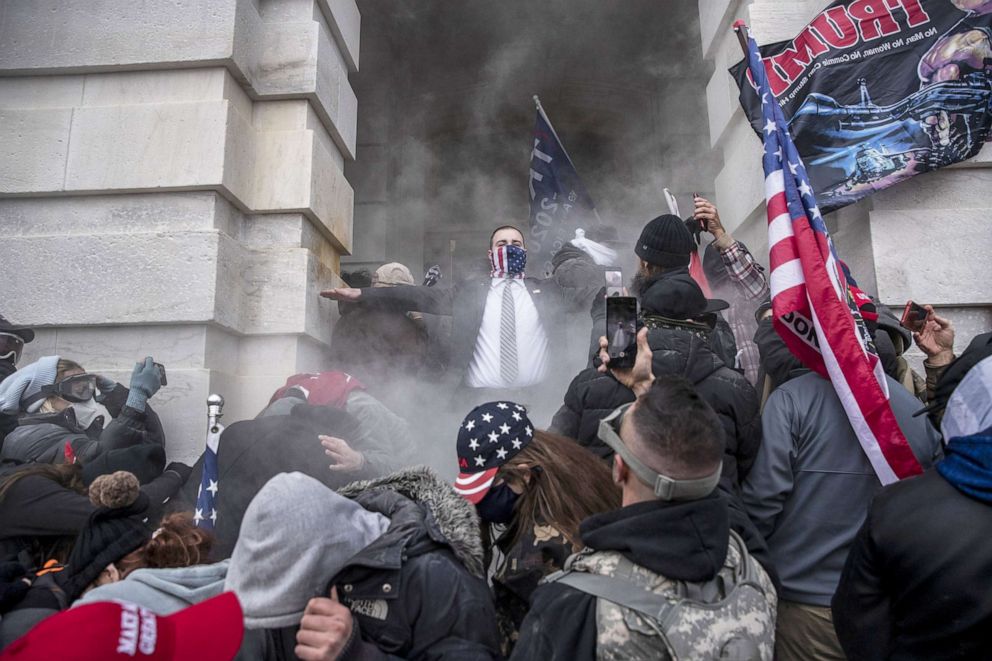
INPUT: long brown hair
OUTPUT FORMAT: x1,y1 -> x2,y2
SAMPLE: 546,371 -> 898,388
499,431 -> 620,550
117,513 -> 215,577
0,463 -> 87,565
0,463 -> 86,504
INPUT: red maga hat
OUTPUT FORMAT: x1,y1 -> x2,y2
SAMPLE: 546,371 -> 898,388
0,592 -> 244,661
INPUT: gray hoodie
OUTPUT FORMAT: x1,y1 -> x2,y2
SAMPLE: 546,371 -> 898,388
74,560 -> 230,614
224,472 -> 390,630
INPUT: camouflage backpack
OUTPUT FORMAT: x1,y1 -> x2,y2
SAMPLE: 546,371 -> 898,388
544,530 -> 776,660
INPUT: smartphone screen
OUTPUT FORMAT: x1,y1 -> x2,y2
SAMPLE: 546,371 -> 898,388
607,296 -> 638,369
605,270 -> 623,297
900,301 -> 927,333
154,362 -> 168,387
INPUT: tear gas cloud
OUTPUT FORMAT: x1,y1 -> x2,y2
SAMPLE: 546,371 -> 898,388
332,0 -> 717,478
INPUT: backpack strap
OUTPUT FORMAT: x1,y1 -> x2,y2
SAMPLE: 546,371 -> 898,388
546,570 -> 681,625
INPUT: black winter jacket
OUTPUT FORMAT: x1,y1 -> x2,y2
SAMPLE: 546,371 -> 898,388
511,493 -> 731,661
0,471 -> 184,564
0,385 -> 165,468
179,402 -> 389,560
329,470 -> 500,660
550,324 -> 762,488
832,469 -> 992,660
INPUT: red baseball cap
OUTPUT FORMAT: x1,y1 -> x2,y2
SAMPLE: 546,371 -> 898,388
0,592 -> 244,661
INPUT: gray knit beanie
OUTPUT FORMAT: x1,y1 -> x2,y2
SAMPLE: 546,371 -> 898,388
0,355 -> 60,414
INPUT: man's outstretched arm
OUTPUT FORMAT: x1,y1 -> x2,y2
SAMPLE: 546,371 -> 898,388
321,284 -> 455,316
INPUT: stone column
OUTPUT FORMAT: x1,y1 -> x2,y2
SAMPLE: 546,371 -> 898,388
0,0 -> 360,460
700,0 -> 991,370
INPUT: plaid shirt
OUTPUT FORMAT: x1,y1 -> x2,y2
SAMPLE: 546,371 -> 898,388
715,238 -> 769,386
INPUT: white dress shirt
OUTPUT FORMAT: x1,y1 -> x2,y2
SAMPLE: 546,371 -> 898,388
466,278 -> 551,389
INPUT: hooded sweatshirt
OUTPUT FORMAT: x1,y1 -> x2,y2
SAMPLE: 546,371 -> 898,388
510,493 -> 738,661
74,560 -> 230,614
224,472 -> 390,630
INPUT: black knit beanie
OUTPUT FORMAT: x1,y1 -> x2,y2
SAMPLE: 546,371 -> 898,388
635,215 -> 695,268
58,472 -> 151,602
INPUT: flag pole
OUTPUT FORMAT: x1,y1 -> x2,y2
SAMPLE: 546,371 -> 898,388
732,19 -> 750,55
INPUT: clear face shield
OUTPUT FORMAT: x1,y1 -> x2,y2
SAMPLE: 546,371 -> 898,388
597,402 -> 722,502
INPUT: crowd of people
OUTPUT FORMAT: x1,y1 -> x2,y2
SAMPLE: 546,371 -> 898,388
0,195 -> 988,660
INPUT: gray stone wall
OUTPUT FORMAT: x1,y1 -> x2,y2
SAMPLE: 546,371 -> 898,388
700,0 -> 991,372
0,0 -> 361,460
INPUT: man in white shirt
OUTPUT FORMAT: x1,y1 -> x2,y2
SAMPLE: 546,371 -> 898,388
321,226 -> 589,394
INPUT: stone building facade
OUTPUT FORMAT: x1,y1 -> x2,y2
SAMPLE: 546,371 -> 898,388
1,1 -> 988,460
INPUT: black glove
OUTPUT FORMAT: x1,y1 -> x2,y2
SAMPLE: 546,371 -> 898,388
164,461 -> 193,484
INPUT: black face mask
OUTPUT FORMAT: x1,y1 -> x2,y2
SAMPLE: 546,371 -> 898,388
476,483 -> 519,525
754,317 -> 803,386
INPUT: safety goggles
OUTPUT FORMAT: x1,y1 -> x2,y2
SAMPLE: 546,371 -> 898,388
597,402 -> 722,502
0,332 -> 24,363
39,374 -> 97,404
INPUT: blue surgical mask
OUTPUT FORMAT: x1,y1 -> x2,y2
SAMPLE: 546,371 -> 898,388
476,482 -> 520,524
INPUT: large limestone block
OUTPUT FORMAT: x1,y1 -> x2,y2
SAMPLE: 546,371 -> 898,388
714,118 -> 765,230
0,108 -> 73,193
0,0 -> 241,73
0,0 -> 360,163
0,193 -> 237,239
748,0 -> 824,45
699,0 -> 738,60
2,232 -> 223,327
65,102 -> 229,192
870,208 -> 992,306
0,69 -> 353,251
0,76 -> 84,108
253,16 -> 357,158
25,325 -> 210,372
318,0 -> 361,72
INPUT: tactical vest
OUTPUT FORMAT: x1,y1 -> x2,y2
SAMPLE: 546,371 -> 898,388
545,530 -> 776,660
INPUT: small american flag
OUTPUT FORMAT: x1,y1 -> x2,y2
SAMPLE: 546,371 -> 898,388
194,422 -> 223,529
740,23 -> 922,484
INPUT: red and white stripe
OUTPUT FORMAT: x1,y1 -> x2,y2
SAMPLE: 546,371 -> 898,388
454,467 -> 499,504
764,168 -> 920,485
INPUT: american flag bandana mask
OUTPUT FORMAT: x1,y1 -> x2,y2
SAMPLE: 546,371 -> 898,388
490,245 -> 527,279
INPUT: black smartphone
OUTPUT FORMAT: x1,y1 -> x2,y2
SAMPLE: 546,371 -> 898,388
693,192 -> 706,232
154,362 -> 168,387
900,301 -> 927,333
605,269 -> 624,297
607,296 -> 638,369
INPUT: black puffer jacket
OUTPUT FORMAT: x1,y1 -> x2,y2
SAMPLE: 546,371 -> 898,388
551,324 -> 762,487
0,385 -> 165,468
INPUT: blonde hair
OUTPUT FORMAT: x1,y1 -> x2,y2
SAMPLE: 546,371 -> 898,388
39,358 -> 86,411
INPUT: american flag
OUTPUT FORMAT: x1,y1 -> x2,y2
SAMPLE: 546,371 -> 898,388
739,23 -> 922,484
194,421 -> 223,529
490,245 -> 527,279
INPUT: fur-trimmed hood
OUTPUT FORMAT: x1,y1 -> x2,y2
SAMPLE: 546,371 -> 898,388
338,466 -> 485,578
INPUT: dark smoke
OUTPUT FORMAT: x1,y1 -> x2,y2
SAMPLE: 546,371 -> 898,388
335,1 -> 715,476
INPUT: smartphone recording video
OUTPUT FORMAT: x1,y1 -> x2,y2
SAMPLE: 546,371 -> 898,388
605,270 -> 623,297
607,296 -> 638,369
900,301 -> 928,333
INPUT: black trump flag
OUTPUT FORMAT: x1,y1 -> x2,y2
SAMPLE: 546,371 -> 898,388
731,0 -> 992,214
